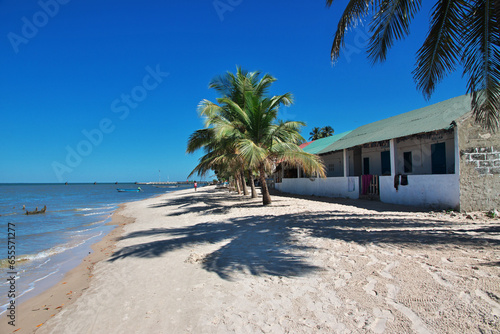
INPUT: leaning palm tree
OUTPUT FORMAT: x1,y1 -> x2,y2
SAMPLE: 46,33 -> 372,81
210,91 -> 326,205
327,0 -> 500,130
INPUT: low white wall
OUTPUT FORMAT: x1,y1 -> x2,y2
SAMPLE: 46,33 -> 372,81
275,177 -> 359,199
379,174 -> 460,210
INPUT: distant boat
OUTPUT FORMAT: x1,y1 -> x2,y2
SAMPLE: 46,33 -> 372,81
117,187 -> 142,192
26,205 -> 47,215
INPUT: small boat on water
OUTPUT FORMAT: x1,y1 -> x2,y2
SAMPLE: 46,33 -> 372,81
26,205 -> 47,215
117,187 -> 142,192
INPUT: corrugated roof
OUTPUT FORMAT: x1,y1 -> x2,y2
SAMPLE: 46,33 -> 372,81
318,95 -> 472,154
302,131 -> 352,154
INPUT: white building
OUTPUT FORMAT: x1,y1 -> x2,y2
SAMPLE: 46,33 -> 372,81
275,95 -> 500,211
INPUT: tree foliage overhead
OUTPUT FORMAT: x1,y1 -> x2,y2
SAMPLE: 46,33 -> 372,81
327,0 -> 500,131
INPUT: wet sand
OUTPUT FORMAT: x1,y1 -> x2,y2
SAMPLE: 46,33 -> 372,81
3,185 -> 499,333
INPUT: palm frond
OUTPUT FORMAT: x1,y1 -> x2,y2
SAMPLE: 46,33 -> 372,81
330,0 -> 375,62
367,0 -> 422,63
236,138 -> 268,168
413,0 -> 467,99
462,0 -> 500,130
186,128 -> 214,153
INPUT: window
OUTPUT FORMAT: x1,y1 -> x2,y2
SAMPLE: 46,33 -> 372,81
381,151 -> 391,175
363,157 -> 370,175
431,143 -> 446,174
328,164 -> 335,172
403,151 -> 412,173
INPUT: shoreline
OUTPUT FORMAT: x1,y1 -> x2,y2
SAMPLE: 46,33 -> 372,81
0,204 -> 135,334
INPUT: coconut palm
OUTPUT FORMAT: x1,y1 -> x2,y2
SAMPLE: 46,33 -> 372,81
327,0 -> 500,130
309,126 -> 334,140
206,91 -> 326,205
321,125 -> 334,137
309,127 -> 322,140
199,67 -> 279,198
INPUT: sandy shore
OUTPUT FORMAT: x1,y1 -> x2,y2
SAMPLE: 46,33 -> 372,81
3,185 -> 499,333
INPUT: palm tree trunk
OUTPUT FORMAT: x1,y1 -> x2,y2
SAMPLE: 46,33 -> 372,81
248,171 -> 257,198
259,164 -> 271,205
240,169 -> 249,196
234,174 -> 241,194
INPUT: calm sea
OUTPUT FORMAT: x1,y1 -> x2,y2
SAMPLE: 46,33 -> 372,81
0,183 -> 193,314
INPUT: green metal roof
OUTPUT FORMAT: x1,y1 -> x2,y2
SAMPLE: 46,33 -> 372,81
302,131 -> 352,154
318,95 -> 472,154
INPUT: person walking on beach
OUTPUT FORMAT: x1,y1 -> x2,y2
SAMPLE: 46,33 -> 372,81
194,181 -> 197,191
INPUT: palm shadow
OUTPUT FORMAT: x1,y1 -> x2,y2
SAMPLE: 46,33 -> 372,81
109,214 -> 320,279
109,189 -> 500,280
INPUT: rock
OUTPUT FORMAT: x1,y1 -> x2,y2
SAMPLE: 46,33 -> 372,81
466,214 -> 474,220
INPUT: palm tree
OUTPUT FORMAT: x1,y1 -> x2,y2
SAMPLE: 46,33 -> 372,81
198,67 -> 279,198
327,0 -> 500,130
309,126 -> 334,140
190,69 -> 326,205
320,125 -> 334,138
309,127 -> 322,140
207,91 -> 326,205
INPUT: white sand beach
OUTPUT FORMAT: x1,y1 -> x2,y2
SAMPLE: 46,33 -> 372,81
3,185 -> 500,333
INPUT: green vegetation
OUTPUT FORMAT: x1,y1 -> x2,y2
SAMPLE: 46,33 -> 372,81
327,0 -> 500,130
187,67 -> 326,205
309,126 -> 334,141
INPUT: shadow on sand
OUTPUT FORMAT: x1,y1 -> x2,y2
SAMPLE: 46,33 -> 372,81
109,189 -> 500,280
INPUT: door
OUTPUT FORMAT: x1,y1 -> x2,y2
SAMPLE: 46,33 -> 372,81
381,151 -> 391,175
431,143 -> 446,174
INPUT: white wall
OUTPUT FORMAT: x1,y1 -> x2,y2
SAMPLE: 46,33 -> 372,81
276,177 -> 359,199
361,147 -> 388,175
395,132 -> 455,175
320,151 -> 344,177
379,174 -> 460,210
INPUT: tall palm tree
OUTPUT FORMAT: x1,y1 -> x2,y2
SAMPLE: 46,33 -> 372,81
207,91 -> 326,205
327,0 -> 500,130
200,67 -> 278,198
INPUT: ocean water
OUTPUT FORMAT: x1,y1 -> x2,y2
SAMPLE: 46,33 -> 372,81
0,183 -> 193,314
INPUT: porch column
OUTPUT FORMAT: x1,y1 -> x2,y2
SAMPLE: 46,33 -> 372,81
343,149 -> 348,177
454,127 -> 460,175
297,166 -> 300,178
390,139 -> 396,176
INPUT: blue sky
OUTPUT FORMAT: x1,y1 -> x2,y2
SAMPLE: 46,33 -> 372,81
1,0 -> 468,183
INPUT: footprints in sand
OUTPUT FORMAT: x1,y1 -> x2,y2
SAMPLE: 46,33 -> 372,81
364,277 -> 378,296
475,289 -> 500,317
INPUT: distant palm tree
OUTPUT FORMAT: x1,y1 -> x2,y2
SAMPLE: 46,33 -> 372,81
321,125 -> 334,138
327,0 -> 500,130
309,127 -> 322,141
309,126 -> 334,140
